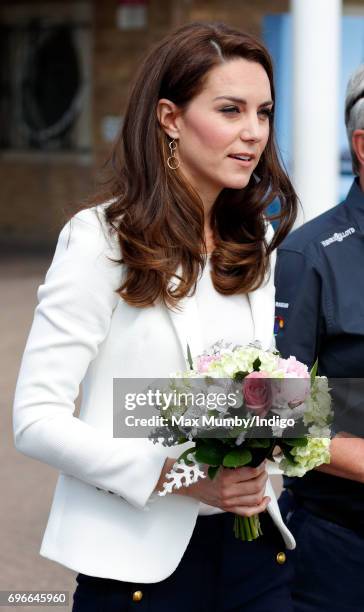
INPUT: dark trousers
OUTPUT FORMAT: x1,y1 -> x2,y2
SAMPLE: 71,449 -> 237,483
279,490 -> 364,612
72,511 -> 293,612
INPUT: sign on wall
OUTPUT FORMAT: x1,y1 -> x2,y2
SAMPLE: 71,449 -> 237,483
116,0 -> 148,30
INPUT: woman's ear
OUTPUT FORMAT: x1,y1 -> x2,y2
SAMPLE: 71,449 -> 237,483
157,98 -> 181,139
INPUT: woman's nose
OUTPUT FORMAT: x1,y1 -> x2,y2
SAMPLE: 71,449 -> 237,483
239,115 -> 262,142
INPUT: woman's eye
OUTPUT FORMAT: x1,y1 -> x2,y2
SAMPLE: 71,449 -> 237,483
220,106 -> 240,114
258,109 -> 273,120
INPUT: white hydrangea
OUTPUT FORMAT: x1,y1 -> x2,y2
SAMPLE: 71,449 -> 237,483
303,376 -> 333,427
280,433 -> 331,477
202,345 -> 282,378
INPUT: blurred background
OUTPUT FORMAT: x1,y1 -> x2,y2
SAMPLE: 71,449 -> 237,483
1,1 -> 363,609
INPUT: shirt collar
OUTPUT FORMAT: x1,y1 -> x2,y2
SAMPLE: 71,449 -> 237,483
345,178 -> 364,231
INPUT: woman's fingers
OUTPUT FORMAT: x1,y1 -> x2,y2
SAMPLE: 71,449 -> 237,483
219,469 -> 268,500
182,461 -> 270,515
220,491 -> 268,510
231,496 -> 271,517
215,464 -> 269,511
221,462 -> 267,484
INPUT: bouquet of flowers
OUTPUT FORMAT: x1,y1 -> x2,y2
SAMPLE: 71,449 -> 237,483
150,341 -> 332,541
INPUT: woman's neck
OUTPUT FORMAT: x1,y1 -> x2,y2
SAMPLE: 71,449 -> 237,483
204,220 -> 215,254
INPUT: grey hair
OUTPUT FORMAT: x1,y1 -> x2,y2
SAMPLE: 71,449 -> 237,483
345,64 -> 364,175
209,39 -> 225,62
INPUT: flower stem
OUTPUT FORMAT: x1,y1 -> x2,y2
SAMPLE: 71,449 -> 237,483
233,514 -> 262,542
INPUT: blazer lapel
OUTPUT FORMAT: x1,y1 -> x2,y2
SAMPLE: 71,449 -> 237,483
167,264 -> 275,366
167,267 -> 204,368
248,283 -> 275,351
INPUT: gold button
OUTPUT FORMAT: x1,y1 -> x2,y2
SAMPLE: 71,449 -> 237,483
132,590 -> 143,602
276,551 -> 286,565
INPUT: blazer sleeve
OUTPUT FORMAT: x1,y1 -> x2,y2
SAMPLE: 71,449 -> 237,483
13,209 -> 167,510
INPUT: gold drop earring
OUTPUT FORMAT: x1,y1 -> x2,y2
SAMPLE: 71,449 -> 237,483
167,139 -> 180,170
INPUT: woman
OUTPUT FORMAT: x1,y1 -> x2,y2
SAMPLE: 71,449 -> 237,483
13,22 -> 297,612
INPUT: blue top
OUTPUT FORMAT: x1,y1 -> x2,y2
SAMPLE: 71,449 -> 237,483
275,179 -> 364,532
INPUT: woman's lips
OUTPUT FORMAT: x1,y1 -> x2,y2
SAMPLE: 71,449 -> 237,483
228,154 -> 255,167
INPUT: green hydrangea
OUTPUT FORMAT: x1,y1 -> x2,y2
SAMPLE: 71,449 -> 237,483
280,432 -> 331,477
303,376 -> 333,427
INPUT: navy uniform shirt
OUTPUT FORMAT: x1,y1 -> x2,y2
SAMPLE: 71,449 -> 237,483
275,178 -> 364,532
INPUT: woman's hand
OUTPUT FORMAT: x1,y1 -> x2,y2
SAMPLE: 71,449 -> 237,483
155,458 -> 270,516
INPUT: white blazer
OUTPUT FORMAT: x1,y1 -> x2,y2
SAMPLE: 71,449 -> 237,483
13,205 -> 295,584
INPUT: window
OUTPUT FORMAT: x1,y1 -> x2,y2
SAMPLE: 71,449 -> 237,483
0,3 -> 92,153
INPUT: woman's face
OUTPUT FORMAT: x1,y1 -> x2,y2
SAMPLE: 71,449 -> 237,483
172,58 -> 273,201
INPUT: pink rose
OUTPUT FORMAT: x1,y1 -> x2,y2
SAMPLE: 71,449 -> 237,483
243,371 -> 272,417
196,354 -> 218,373
272,356 -> 310,407
278,356 -> 310,378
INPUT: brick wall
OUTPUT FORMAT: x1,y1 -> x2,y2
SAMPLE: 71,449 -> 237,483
0,0 -> 362,250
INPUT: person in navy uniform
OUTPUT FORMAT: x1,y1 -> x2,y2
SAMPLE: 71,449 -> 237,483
275,64 -> 364,612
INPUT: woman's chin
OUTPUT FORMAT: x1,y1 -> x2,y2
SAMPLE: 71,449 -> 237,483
222,176 -> 252,190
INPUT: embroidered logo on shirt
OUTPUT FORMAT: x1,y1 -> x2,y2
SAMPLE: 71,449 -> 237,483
274,315 -> 285,335
321,227 -> 355,247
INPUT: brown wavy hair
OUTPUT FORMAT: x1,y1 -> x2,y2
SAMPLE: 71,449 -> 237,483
89,22 -> 297,309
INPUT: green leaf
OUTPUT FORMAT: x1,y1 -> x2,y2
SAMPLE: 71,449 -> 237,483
223,448 -> 252,468
283,455 -> 296,466
208,409 -> 221,418
310,358 -> 318,384
177,447 -> 196,465
233,370 -> 249,382
195,444 -> 224,466
187,344 -> 194,370
252,358 -> 261,371
247,438 -> 271,448
208,465 -> 220,480
283,437 -> 308,448
282,447 -> 296,465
